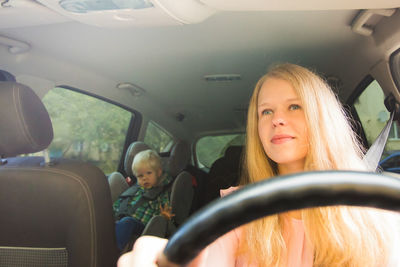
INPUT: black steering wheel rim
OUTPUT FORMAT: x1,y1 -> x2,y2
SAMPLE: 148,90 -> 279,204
163,170 -> 400,265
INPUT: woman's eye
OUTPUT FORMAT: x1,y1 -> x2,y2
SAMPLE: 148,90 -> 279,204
261,109 -> 273,115
137,174 -> 143,178
146,171 -> 152,175
289,104 -> 301,110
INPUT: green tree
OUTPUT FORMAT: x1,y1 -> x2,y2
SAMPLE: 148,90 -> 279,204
42,87 -> 132,174
144,122 -> 172,152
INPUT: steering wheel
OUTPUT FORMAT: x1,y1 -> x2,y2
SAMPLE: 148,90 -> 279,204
161,170 -> 400,265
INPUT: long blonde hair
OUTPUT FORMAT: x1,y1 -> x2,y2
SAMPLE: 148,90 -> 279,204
239,63 -> 399,266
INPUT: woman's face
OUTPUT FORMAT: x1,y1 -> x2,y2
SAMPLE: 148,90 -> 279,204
257,77 -> 309,174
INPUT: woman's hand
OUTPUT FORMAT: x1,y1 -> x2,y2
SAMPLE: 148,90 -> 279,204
118,235 -> 180,267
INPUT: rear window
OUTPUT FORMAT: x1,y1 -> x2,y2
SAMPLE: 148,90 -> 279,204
196,133 -> 245,169
144,121 -> 173,153
41,87 -> 133,174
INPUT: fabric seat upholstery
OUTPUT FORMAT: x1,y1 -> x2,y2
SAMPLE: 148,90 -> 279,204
204,145 -> 243,204
0,81 -> 118,267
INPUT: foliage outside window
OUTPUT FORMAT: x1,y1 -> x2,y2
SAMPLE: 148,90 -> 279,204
196,134 -> 245,169
41,87 -> 133,174
144,121 -> 173,153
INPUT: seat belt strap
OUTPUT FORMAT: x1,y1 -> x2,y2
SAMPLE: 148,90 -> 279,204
362,111 -> 394,171
362,93 -> 400,171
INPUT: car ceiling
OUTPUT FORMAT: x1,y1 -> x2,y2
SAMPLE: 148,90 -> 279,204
0,1 -> 400,141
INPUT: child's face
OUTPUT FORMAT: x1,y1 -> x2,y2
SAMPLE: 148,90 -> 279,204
136,166 -> 162,189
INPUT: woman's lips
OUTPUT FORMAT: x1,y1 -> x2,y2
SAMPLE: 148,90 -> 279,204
271,134 -> 294,144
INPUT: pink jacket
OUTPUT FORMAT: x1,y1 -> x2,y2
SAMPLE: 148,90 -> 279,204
188,187 -> 314,267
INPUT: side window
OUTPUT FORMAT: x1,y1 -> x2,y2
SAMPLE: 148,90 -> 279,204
352,80 -> 400,173
196,133 -> 245,169
41,87 -> 133,174
144,121 -> 173,153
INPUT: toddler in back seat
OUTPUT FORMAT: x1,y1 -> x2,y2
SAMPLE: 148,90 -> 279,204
113,149 -> 174,251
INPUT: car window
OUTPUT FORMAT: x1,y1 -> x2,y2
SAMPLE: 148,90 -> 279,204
196,133 -> 245,169
352,80 -> 400,173
39,87 -> 133,174
380,154 -> 400,169
144,121 -> 173,153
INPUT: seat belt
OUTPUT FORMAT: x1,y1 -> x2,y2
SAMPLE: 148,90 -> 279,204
363,111 -> 394,171
362,94 -> 400,171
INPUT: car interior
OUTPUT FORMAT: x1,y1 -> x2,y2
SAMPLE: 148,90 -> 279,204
1,0 -> 400,266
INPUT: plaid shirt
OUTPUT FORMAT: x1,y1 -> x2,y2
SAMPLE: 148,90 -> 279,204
113,174 -> 172,225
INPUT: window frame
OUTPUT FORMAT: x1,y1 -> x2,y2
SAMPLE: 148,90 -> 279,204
389,47 -> 400,92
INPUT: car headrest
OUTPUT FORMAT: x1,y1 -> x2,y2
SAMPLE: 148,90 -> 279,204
224,145 -> 243,160
123,140 -> 190,178
166,141 -> 190,177
0,70 -> 16,82
0,81 -> 53,158
124,141 -> 151,177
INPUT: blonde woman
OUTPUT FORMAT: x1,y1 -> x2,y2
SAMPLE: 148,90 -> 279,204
118,63 -> 400,266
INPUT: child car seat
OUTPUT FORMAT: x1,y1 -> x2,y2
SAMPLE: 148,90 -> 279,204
111,140 -> 194,239
108,141 -> 150,203
204,145 -> 243,204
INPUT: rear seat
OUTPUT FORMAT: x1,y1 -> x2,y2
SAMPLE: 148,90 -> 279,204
184,164 -> 208,213
204,145 -> 243,204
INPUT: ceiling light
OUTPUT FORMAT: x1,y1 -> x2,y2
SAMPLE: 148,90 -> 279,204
204,74 -> 241,82
59,0 -> 154,13
37,0 -> 216,27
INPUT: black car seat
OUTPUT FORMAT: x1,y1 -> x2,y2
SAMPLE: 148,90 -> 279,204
108,141 -> 150,203
163,141 -> 207,214
0,81 -> 118,267
204,145 -> 243,204
184,163 -> 208,213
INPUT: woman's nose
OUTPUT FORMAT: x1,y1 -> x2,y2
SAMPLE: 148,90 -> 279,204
272,113 -> 286,127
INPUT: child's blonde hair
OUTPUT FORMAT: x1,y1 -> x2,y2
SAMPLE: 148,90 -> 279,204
132,149 -> 162,176
239,63 -> 399,266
